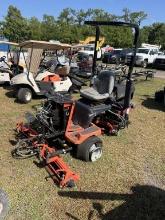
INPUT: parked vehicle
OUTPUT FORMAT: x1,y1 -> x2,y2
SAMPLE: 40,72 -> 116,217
153,55 -> 165,70
0,41 -> 25,84
120,48 -> 134,63
102,48 -> 133,64
10,40 -> 85,103
127,44 -> 160,68
12,20 -> 139,188
78,44 -> 102,59
102,49 -> 122,64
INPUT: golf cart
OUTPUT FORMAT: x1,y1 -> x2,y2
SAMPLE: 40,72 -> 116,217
0,41 -> 25,84
10,40 -> 85,103
12,21 -> 139,188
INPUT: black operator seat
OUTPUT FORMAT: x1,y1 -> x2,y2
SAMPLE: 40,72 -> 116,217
73,101 -> 94,129
80,70 -> 115,101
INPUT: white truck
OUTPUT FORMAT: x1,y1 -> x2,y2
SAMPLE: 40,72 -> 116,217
78,44 -> 102,60
126,43 -> 160,68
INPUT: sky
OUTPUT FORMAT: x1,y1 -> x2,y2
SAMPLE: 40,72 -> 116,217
0,0 -> 164,26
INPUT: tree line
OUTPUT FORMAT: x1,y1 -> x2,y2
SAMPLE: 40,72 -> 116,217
0,5 -> 165,49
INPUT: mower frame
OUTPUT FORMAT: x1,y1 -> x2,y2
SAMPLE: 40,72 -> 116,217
85,21 -> 139,109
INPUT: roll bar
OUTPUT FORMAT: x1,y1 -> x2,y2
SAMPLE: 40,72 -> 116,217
84,20 -> 140,109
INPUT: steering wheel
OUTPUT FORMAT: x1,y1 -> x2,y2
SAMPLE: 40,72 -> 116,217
0,56 -> 6,62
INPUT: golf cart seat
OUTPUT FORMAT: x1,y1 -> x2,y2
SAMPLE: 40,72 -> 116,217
55,65 -> 70,77
80,70 -> 115,101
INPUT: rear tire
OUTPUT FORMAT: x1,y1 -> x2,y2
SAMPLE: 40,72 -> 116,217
76,136 -> 102,162
17,88 -> 32,103
0,189 -> 9,219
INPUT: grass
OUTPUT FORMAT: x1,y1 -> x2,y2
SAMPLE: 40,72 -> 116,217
0,78 -> 165,220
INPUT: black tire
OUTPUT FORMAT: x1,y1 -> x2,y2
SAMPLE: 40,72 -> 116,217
17,88 -> 32,103
155,90 -> 164,103
142,60 -> 148,68
76,136 -> 102,162
0,189 -> 9,219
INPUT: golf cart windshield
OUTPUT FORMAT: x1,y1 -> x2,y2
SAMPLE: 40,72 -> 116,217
18,40 -> 72,75
137,49 -> 149,54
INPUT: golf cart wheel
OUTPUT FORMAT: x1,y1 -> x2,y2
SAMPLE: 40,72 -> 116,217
0,189 -> 9,219
17,88 -> 32,103
142,60 -> 148,68
76,136 -> 102,162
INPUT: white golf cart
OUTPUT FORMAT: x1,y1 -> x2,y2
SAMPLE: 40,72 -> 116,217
10,40 -> 84,103
0,41 -> 25,84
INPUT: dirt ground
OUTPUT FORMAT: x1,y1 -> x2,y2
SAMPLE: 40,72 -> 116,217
0,77 -> 165,220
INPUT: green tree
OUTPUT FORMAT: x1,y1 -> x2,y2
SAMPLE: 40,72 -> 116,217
139,26 -> 150,44
122,8 -> 147,25
41,14 -> 57,41
2,5 -> 30,42
58,8 -> 76,25
148,23 -> 165,49
75,9 -> 93,25
28,17 -> 41,40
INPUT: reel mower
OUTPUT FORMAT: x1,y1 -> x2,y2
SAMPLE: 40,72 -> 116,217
12,21 -> 139,188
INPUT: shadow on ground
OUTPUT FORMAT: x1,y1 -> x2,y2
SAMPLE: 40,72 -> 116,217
141,95 -> 165,111
59,184 -> 165,220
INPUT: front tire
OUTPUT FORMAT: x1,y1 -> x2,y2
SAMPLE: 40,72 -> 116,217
76,136 -> 102,162
17,88 -> 32,104
0,189 -> 9,219
142,60 -> 148,68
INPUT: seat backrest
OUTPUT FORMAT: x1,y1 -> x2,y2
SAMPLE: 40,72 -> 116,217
73,101 -> 93,128
55,65 -> 70,76
93,70 -> 115,95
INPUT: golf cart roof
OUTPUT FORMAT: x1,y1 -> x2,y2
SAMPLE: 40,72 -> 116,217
72,44 -> 84,48
19,40 -> 72,50
0,41 -> 19,46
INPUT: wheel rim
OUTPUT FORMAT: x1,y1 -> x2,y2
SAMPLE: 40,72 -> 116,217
25,92 -> 32,101
0,202 -> 3,215
90,144 -> 102,162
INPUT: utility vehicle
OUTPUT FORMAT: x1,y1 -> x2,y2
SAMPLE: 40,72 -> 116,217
10,40 -> 85,103
0,41 -> 25,84
127,43 -> 160,68
12,21 -> 140,188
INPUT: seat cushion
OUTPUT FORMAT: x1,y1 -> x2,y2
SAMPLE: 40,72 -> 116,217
80,87 -> 109,101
